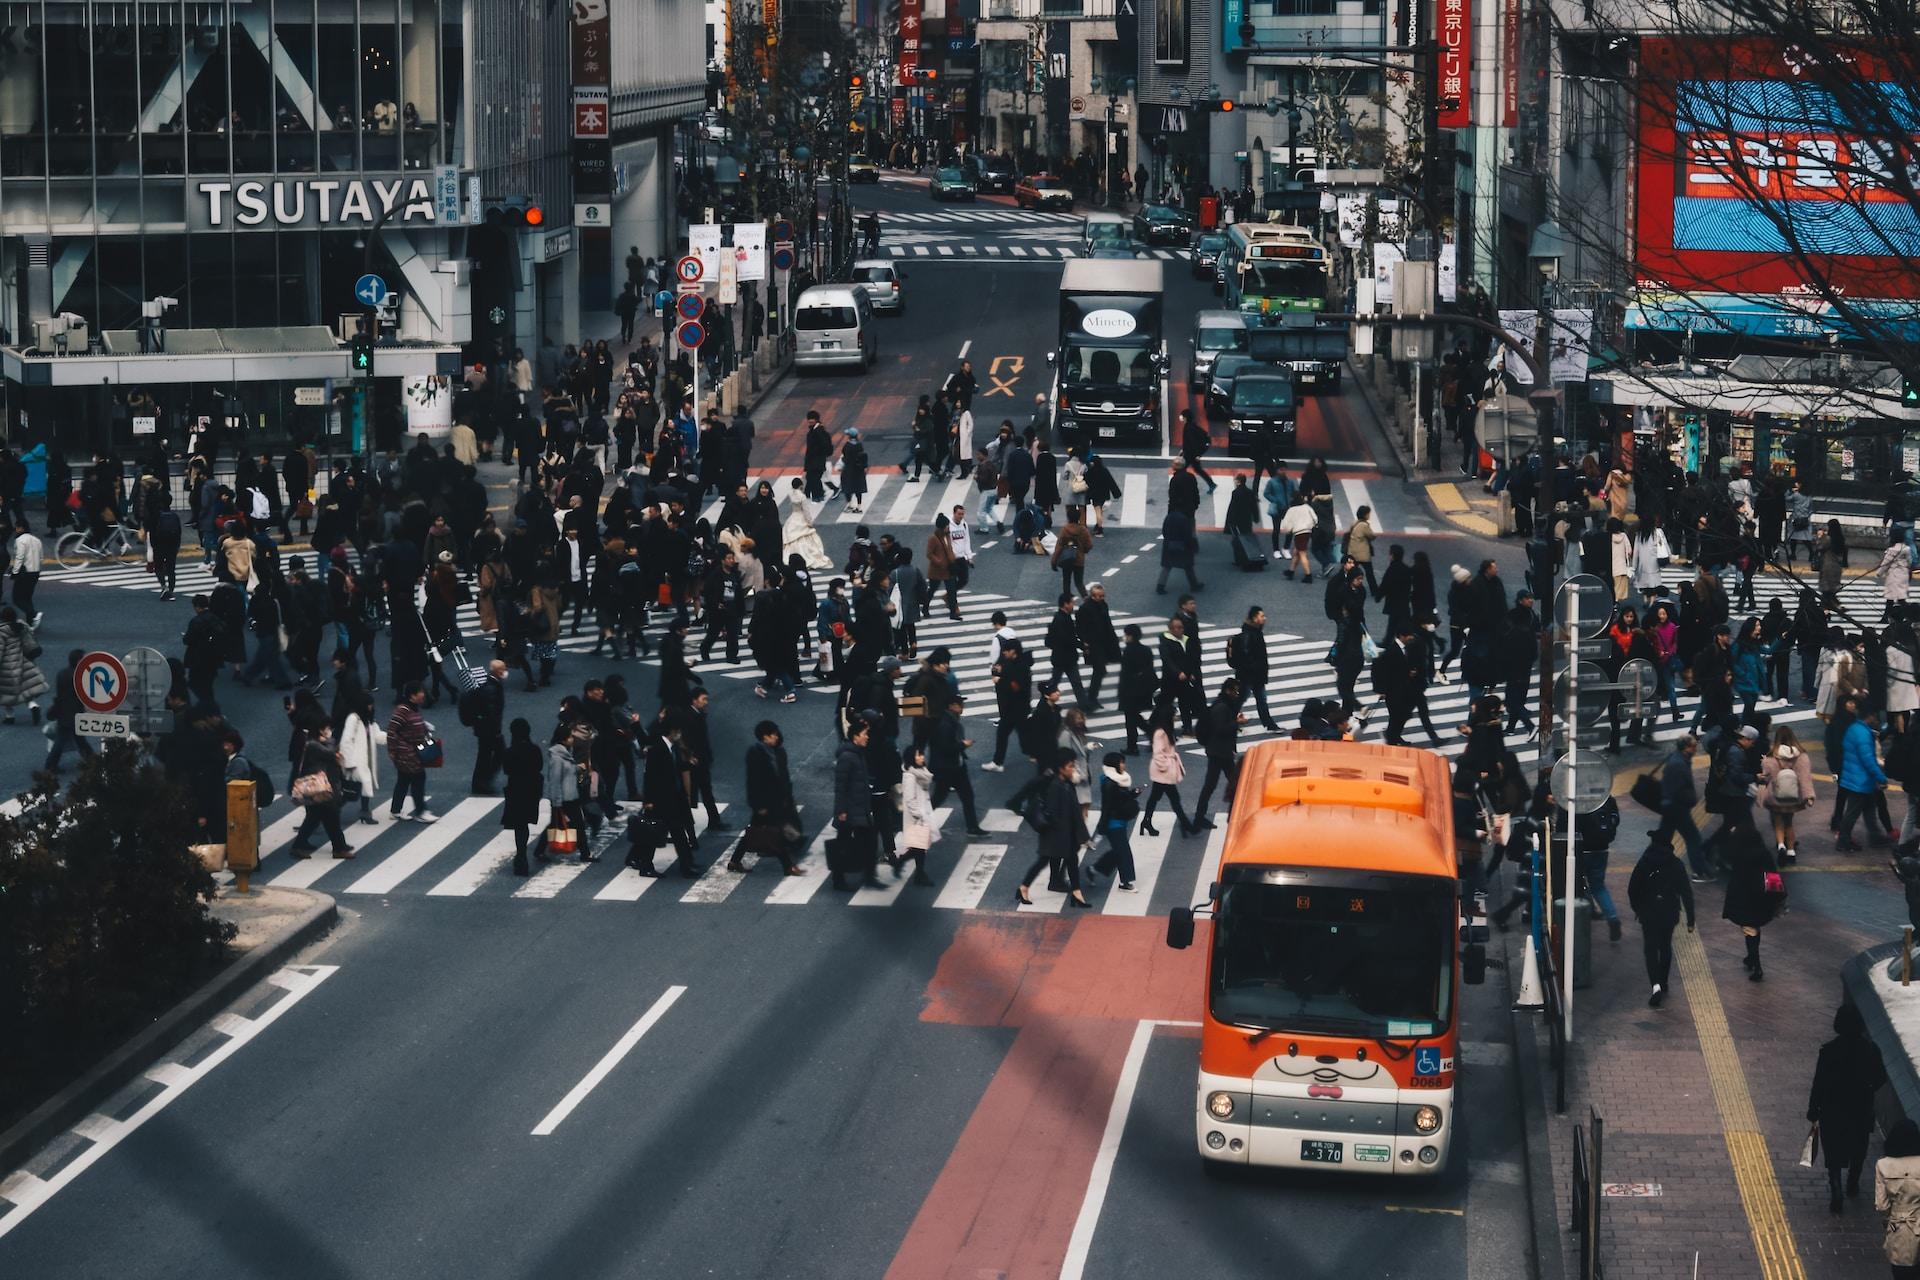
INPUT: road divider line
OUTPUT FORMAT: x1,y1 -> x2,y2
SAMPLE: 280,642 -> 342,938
531,985 -> 686,1137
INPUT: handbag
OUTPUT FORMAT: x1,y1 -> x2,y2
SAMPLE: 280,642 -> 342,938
188,842 -> 227,872
1069,474 -> 1089,495
1628,773 -> 1664,812
339,778 -> 364,802
290,771 -> 335,807
545,821 -> 580,857
1359,629 -> 1380,663
1763,870 -> 1786,895
1797,1124 -> 1820,1169
899,694 -> 929,718
417,737 -> 445,768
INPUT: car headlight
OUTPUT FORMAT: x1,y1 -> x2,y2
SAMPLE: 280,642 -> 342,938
1413,1105 -> 1442,1134
1059,418 -> 1077,429
1206,1091 -> 1236,1120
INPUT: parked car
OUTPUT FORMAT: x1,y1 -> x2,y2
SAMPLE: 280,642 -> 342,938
1190,231 -> 1230,280
930,167 -> 977,201
966,153 -> 1018,193
1132,203 -> 1192,245
850,259 -> 906,314
848,157 -> 881,183
1014,173 -> 1075,210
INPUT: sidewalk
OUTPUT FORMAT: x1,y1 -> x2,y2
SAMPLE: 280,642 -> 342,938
1517,784 -> 1902,1278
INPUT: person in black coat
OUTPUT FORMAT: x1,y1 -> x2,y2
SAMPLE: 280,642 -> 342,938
1178,411 -> 1217,491
1088,753 -> 1142,888
736,720 -> 802,875
1166,462 -> 1201,517
1118,624 -> 1157,754
832,721 -> 878,890
927,692 -> 986,834
986,640 -> 1033,770
1195,679 -> 1245,823
501,717 -> 545,876
1228,608 -> 1278,731
1720,817 -> 1783,980
1016,749 -> 1091,907
1371,623 -> 1421,746
1807,1002 -> 1889,1212
635,716 -> 699,878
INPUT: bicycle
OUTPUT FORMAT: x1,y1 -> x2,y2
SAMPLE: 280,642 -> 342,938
52,523 -> 142,570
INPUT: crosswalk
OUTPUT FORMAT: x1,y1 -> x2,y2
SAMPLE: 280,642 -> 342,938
53,552 -> 1873,911
881,242 -> 1190,262
36,472 -> 1389,585
879,208 -> 1081,227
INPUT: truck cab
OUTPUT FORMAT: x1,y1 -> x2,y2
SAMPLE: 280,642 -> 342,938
1050,259 -> 1167,452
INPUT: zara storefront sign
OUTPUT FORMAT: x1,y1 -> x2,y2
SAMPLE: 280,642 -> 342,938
193,176 -> 440,232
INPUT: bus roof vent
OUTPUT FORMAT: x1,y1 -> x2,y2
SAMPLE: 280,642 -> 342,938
1259,775 -> 1427,817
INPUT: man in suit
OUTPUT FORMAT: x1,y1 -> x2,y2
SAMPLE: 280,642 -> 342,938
1078,582 -> 1119,709
1194,677 -> 1246,823
637,714 -> 700,878
1044,593 -> 1090,707
1371,621 -> 1421,746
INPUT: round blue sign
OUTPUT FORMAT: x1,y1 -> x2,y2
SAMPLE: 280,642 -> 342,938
675,292 -> 705,321
772,247 -> 796,272
675,320 -> 705,350
772,220 -> 795,242
652,289 -> 673,312
353,274 -> 389,307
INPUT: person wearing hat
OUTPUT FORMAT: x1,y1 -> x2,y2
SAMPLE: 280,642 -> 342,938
927,691 -> 988,836
839,428 -> 869,514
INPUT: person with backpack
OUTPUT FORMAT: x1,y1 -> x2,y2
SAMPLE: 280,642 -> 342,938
1086,752 -> 1142,890
1052,507 -> 1092,597
1628,835 -> 1696,1006
1760,725 -> 1816,864
1577,795 -> 1624,942
1014,748 -> 1092,908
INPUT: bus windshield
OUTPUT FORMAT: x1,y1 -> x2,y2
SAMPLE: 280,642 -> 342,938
1209,877 -> 1454,1038
1242,262 -> 1327,302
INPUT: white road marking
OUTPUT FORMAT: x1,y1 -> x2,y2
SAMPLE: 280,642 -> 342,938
1099,822 -> 1173,916
765,825 -> 838,904
958,339 -> 972,358
1341,477 -> 1379,532
531,985 -> 686,1136
0,965 -> 337,1238
343,796 -> 499,894
1188,819 -> 1230,910
1121,472 -> 1147,528
839,473 -> 888,523
852,808 -> 951,906
267,810 -> 399,888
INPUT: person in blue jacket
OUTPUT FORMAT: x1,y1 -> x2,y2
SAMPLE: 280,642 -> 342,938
1730,616 -> 1779,724
1836,707 -> 1891,852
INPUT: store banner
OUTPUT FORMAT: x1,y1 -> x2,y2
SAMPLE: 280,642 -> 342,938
1436,0 -> 1471,128
689,224 -> 724,280
573,0 -> 612,311
899,0 -> 921,75
1502,0 -> 1520,128
732,223 -> 768,283
1496,308 -> 1595,386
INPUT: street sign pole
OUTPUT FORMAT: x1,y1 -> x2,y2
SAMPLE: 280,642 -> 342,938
1564,585 -> 1578,1047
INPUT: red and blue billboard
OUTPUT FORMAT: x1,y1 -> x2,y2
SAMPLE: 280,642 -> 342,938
1634,38 -> 1920,334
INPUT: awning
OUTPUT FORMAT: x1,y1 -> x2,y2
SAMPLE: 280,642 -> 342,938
2,326 -> 463,387
1589,366 -> 1920,423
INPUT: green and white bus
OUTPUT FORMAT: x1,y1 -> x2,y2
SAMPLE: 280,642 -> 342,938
1221,224 -> 1332,323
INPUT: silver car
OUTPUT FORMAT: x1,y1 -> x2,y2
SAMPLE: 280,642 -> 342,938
850,259 -> 905,314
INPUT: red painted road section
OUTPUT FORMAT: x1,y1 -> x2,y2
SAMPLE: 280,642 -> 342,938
887,915 -> 1205,1280
1176,374 -> 1366,457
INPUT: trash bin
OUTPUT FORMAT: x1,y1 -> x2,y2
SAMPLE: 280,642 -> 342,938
1551,897 -> 1595,989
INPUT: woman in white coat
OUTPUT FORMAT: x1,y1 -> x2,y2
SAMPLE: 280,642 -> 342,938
1632,519 -> 1667,604
892,743 -> 937,886
1878,532 -> 1913,621
1888,616 -> 1920,735
336,689 -> 384,824
781,478 -> 834,571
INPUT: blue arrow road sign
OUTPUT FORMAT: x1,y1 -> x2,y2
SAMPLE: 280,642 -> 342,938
354,274 -> 389,307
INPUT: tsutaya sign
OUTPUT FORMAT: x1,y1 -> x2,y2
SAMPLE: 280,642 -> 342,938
193,175 -> 440,232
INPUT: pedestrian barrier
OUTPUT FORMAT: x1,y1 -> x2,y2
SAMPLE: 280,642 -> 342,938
1569,1107 -> 1604,1280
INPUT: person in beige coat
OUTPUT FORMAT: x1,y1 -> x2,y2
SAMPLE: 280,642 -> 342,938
1875,1120 -> 1920,1277
1138,705 -> 1197,836
1759,727 -> 1815,864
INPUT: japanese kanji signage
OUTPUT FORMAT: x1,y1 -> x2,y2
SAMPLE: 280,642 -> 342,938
572,0 -> 613,310
898,0 -> 920,76
574,91 -> 609,139
1436,0 -> 1471,129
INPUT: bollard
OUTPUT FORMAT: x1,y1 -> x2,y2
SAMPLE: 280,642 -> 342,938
225,778 -> 260,895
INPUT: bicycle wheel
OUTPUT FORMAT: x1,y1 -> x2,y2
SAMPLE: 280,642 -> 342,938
51,530 -> 94,570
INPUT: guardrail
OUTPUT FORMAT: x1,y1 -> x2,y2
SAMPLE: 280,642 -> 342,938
1569,1107 -> 1604,1280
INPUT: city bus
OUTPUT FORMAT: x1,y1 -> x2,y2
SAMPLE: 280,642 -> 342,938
1220,223 -> 1332,322
1166,739 -> 1486,1175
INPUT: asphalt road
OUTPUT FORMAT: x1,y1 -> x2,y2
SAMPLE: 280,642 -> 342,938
0,200 -> 1778,1279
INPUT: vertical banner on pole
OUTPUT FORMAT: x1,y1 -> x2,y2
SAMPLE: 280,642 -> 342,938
1436,0 -> 1472,128
572,0 -> 614,311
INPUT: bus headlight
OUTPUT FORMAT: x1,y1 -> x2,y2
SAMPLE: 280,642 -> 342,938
1413,1105 -> 1442,1134
1206,1091 -> 1236,1120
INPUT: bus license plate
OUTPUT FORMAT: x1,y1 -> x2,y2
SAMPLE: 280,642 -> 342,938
1300,1140 -> 1344,1164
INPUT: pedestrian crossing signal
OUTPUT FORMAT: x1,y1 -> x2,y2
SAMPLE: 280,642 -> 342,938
1905,377 -> 1919,406
350,333 -> 372,371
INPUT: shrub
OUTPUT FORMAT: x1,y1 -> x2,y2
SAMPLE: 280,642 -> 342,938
0,744 -> 235,1125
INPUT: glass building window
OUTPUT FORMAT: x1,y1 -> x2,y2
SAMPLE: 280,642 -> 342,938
185,19 -> 233,174
362,10 -> 401,169
45,11 -> 93,178
140,6 -> 185,177
317,18 -> 360,172
274,0 -> 319,173
95,10 -> 141,177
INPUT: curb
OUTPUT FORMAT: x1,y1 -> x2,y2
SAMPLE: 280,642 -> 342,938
1345,355 -> 1513,540
0,888 -> 338,1174
1843,939 -> 1920,1137
1503,925 -> 1568,1280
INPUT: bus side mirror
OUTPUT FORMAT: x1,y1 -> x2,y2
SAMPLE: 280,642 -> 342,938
1462,942 -> 1487,986
1167,907 -> 1195,950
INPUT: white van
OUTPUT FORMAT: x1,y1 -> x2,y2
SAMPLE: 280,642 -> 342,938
1082,211 -> 1132,257
793,285 -> 877,372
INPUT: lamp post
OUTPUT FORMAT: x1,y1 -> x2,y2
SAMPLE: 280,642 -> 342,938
1525,218 -> 1573,741
1090,73 -> 1135,208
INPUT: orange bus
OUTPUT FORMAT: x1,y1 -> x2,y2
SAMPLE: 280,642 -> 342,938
1166,739 -> 1486,1175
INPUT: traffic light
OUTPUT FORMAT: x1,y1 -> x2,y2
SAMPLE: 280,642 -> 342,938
1905,376 -> 1919,406
483,197 -> 546,228
350,332 -> 372,372
1201,96 -> 1236,113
